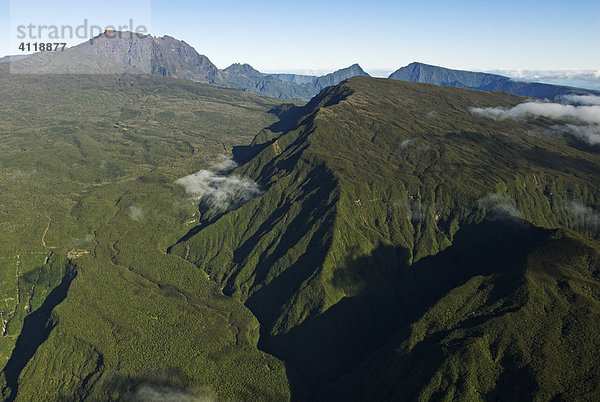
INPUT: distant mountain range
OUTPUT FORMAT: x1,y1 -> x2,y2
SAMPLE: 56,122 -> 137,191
6,32 -> 598,101
0,55 -> 28,63
389,62 -> 599,100
7,32 -> 370,100
269,73 -> 317,85
3,37 -> 600,399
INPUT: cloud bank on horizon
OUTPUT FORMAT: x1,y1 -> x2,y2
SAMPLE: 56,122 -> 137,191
486,69 -> 600,91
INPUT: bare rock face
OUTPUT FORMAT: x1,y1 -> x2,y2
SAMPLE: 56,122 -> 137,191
7,31 -> 371,100
10,31 -> 220,80
80,31 -> 155,74
147,35 -> 221,81
78,31 -> 221,81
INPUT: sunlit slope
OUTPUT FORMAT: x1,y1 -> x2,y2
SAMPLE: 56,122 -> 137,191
172,77 -> 600,398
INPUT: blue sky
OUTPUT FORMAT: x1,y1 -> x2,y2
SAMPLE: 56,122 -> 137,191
1,0 -> 599,74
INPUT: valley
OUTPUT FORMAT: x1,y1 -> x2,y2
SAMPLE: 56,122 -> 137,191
0,68 -> 292,400
170,77 -> 600,399
1,0 -> 599,398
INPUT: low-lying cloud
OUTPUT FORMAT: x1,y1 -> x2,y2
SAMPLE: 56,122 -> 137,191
471,101 -> 600,124
471,95 -> 600,145
128,205 -> 144,221
394,199 -> 428,222
477,193 -> 522,221
72,233 -> 95,247
175,157 -> 262,212
209,154 -> 238,171
399,138 -> 430,152
550,124 -> 600,145
561,94 -> 600,106
133,385 -> 215,402
565,200 -> 600,226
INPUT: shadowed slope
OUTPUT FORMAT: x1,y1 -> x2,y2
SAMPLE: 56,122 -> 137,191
172,77 -> 600,399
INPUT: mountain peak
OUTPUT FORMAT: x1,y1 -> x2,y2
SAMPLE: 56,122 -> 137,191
343,63 -> 367,73
90,30 -> 149,41
37,30 -> 221,80
223,63 -> 263,77
311,64 -> 370,91
406,61 -> 431,67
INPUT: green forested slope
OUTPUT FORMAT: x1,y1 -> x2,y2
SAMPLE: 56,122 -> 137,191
0,68 -> 293,400
326,225 -> 600,401
2,70 -> 600,400
172,77 -> 600,399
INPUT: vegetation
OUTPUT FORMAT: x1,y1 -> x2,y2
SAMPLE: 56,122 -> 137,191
172,77 -> 600,399
327,226 -> 600,400
0,66 -> 292,400
2,69 -> 600,400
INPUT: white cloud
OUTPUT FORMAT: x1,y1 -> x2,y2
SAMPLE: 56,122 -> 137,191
400,139 -> 413,148
565,201 -> 600,225
133,385 -> 215,402
477,193 -> 522,220
399,138 -> 430,152
550,124 -> 600,145
484,69 -> 600,90
210,154 -> 238,171
471,101 -> 600,124
394,199 -> 427,222
72,234 -> 95,247
175,158 -> 262,212
561,95 -> 600,106
128,205 -> 144,221
471,97 -> 600,145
